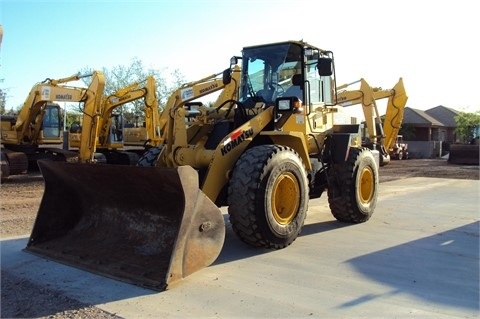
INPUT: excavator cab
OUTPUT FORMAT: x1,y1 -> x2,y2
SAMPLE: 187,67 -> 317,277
39,103 -> 62,141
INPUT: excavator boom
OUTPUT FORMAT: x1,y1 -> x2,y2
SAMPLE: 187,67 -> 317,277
336,78 -> 408,165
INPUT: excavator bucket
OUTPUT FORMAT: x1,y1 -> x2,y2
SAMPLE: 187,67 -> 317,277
25,160 -> 225,291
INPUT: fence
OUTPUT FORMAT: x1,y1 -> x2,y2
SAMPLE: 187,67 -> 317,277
405,141 -> 448,159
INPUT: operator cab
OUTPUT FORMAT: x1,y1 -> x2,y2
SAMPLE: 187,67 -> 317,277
239,41 -> 337,112
40,103 -> 62,140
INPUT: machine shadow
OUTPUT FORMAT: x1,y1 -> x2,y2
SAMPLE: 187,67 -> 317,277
0,215 -> 356,318
213,214 -> 349,266
345,221 -> 479,310
1,237 -> 156,318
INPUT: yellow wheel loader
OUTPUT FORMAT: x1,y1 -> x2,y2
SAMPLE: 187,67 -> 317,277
0,72 -> 105,181
27,41 -> 391,291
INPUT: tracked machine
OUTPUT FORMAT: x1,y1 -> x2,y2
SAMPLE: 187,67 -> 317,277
27,40 -> 398,291
68,75 -> 164,164
0,72 -> 105,181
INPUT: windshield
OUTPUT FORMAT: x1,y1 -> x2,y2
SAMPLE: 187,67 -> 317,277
240,43 -> 303,105
42,104 -> 61,138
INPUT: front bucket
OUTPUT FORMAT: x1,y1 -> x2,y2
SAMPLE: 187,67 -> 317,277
448,144 -> 479,165
25,160 -> 225,291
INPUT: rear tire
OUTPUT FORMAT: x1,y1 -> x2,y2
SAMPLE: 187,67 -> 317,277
327,147 -> 378,223
228,145 -> 309,249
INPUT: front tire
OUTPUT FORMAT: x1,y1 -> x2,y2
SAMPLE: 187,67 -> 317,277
228,145 -> 309,249
328,147 -> 378,223
397,150 -> 404,160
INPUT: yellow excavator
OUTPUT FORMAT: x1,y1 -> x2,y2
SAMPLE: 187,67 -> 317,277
69,75 -> 163,164
26,40 -> 401,291
71,71 -> 239,165
0,72 -> 105,181
336,78 -> 408,166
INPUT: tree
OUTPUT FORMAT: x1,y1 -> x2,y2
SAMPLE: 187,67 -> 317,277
0,84 -> 6,115
398,123 -> 416,140
0,83 -> 17,116
454,111 -> 480,144
62,108 -> 83,130
78,57 -> 185,124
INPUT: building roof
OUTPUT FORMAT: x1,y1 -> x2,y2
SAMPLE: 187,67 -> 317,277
403,107 -> 445,126
424,105 -> 459,127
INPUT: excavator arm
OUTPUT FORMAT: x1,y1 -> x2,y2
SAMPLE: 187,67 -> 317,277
99,76 -> 161,146
77,76 -> 161,162
336,78 -> 408,164
379,79 -> 408,152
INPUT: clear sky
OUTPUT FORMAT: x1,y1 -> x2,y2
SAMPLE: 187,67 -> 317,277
1,0 -> 478,120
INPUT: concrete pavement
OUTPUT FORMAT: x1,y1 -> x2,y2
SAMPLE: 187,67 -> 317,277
2,177 -> 479,318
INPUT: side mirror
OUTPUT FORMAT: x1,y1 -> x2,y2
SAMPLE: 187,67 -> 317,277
230,56 -> 241,65
317,57 -> 333,76
223,68 -> 232,85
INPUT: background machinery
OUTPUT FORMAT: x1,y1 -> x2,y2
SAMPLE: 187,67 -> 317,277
448,124 -> 479,165
1,102 -> 61,179
336,78 -> 408,165
27,40 -> 399,291
69,75 -> 163,164
389,135 -> 409,160
0,72 -> 105,181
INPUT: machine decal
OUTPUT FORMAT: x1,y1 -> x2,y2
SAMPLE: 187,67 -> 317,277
221,128 -> 254,156
55,93 -> 73,100
181,87 -> 194,101
41,86 -> 51,100
199,83 -> 218,94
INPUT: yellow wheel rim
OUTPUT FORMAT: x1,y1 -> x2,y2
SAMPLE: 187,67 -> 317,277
359,166 -> 374,204
271,172 -> 300,225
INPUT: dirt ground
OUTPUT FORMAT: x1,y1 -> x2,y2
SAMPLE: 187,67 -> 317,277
0,158 -> 478,318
